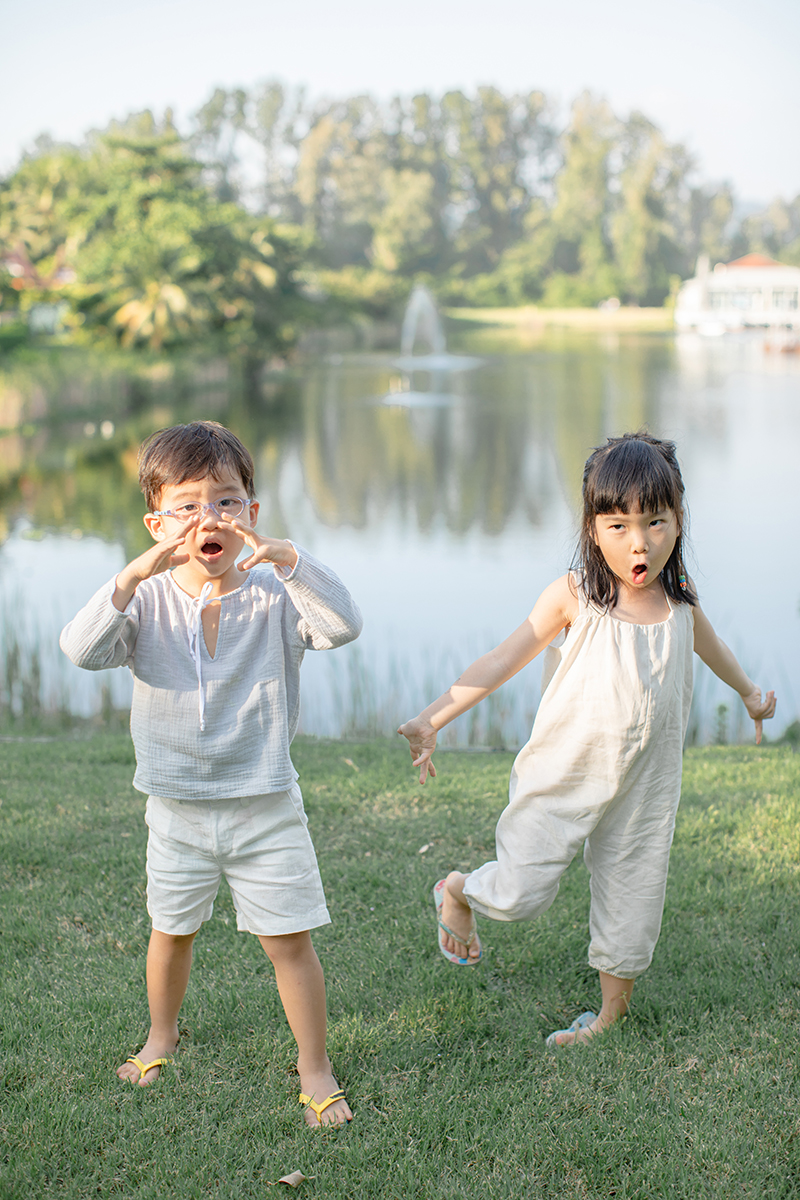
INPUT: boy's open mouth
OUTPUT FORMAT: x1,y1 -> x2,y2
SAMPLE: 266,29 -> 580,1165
201,540 -> 224,557
632,563 -> 647,581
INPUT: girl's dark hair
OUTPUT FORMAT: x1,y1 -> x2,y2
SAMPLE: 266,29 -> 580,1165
574,431 -> 697,609
138,421 -> 256,512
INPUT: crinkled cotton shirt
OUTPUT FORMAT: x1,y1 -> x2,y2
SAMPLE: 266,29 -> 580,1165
59,548 -> 362,800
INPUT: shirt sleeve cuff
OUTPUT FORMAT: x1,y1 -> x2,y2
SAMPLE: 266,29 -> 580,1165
272,541 -> 300,580
111,577 -> 138,616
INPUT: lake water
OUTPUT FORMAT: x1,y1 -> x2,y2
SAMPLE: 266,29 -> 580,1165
0,324 -> 797,745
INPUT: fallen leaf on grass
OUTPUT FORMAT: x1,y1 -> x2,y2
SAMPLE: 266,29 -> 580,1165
418,843 -> 431,854
267,1170 -> 308,1188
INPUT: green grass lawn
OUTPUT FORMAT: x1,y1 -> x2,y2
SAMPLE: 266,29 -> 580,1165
2,733 -> 799,1199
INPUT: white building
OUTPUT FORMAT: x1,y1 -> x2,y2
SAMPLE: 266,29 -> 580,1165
675,253 -> 800,332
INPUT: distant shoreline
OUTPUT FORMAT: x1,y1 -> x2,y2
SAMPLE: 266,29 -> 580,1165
444,305 -> 674,332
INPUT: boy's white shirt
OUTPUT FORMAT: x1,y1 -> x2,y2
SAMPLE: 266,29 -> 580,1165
60,546 -> 362,800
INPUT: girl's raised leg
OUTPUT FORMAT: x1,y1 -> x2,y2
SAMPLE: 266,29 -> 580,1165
439,870 -> 482,961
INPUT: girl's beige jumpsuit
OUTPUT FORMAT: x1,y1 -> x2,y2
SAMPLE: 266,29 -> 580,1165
463,583 -> 695,978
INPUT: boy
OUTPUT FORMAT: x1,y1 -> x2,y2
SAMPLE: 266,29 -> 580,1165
60,421 -> 362,1126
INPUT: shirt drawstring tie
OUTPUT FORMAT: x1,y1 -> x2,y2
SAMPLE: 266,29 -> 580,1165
187,582 -> 213,730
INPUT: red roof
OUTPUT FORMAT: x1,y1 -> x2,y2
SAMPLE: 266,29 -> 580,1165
726,253 -> 785,268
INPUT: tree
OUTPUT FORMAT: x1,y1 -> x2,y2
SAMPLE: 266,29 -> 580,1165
442,87 -> 553,275
610,113 -> 688,305
192,87 -> 250,203
249,80 -> 308,221
684,182 -> 735,269
528,93 -> 620,306
2,112 -> 311,357
737,196 -> 800,266
0,141 -> 85,321
7,81 -> 797,328
294,96 -> 386,266
369,169 -> 438,274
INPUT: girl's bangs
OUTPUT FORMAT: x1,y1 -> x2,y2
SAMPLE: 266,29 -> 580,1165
588,443 -> 683,516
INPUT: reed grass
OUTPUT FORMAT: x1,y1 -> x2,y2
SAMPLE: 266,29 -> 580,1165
0,620 -> 792,748
2,733 -> 800,1198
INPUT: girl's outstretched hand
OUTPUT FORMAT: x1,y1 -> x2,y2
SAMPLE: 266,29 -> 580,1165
397,717 -> 438,785
742,686 -> 776,744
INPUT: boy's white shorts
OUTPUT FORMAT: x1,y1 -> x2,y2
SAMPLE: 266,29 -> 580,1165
145,785 -> 331,937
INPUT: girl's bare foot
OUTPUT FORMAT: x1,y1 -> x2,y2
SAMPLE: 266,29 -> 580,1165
439,872 -> 482,961
116,1030 -> 179,1086
299,1061 -> 352,1127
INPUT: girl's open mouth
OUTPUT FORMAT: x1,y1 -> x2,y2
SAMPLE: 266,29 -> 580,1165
201,540 -> 224,558
632,563 -> 647,581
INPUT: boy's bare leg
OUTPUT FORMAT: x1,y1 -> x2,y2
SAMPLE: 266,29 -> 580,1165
553,971 -> 635,1045
117,928 -> 196,1085
439,870 -> 482,960
258,930 -> 352,1127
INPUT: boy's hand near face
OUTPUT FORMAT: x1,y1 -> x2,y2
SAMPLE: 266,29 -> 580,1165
220,515 -> 299,573
112,519 -> 199,612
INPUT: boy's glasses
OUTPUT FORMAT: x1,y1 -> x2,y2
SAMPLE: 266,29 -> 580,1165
153,498 -> 252,523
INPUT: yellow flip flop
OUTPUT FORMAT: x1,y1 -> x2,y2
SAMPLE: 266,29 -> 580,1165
299,1089 -> 349,1123
124,1054 -> 173,1082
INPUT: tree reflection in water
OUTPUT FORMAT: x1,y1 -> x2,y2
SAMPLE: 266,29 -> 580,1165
0,329 -> 796,743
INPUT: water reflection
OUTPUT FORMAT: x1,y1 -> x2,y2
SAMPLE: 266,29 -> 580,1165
0,329 -> 797,743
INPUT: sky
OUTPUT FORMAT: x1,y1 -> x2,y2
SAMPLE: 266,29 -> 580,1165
2,0 -> 799,205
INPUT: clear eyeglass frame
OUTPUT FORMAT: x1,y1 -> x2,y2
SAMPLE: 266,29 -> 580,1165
153,498 -> 252,522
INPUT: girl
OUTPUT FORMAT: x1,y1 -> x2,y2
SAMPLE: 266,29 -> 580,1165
398,433 -> 775,1046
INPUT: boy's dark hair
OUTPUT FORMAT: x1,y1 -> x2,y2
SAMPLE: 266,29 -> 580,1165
138,421 -> 256,511
573,431 -> 697,610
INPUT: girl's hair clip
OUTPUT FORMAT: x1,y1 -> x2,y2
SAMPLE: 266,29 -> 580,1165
678,573 -> 688,590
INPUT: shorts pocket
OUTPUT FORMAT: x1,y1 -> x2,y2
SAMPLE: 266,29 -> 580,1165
286,782 -> 309,827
